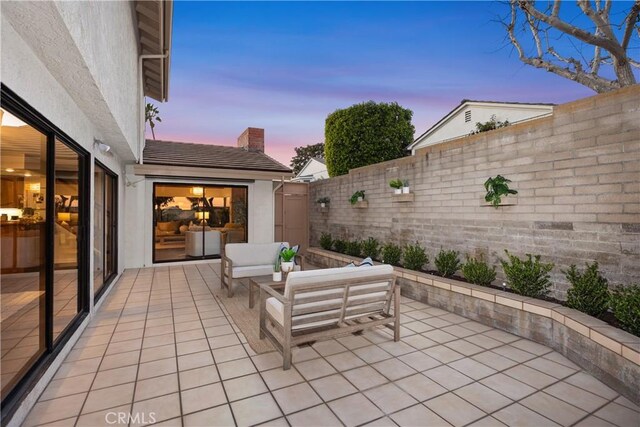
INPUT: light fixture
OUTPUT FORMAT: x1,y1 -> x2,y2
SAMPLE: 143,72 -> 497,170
5,168 -> 15,173
94,138 -> 111,154
57,212 -> 71,222
29,183 -> 41,192
191,187 -> 204,196
24,172 -> 32,177
195,211 -> 210,220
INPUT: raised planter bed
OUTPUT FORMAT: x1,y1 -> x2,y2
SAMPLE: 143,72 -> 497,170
305,247 -> 640,404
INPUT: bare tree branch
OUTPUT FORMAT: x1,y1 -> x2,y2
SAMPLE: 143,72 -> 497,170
622,1 -> 640,49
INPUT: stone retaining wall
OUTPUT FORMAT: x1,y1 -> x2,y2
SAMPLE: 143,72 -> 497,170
306,247 -> 640,404
309,86 -> 640,299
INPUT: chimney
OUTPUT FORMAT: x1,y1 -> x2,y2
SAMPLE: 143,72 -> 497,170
237,127 -> 264,153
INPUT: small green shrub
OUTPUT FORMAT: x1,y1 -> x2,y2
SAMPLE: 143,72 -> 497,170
362,237 -> 380,260
382,243 -> 402,266
435,249 -> 462,278
349,190 -> 365,205
333,239 -> 347,254
389,179 -> 403,189
564,262 -> 609,317
461,255 -> 496,286
500,250 -> 554,298
610,284 -> 640,336
345,240 -> 362,257
484,175 -> 517,208
403,242 -> 428,271
319,233 -> 333,250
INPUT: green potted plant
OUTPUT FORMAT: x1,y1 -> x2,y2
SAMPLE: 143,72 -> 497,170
484,175 -> 517,208
402,179 -> 410,194
389,179 -> 403,195
350,190 -> 365,205
280,248 -> 297,273
317,197 -> 330,208
273,253 -> 282,281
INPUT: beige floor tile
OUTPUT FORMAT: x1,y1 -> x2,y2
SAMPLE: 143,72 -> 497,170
135,373 -> 179,402
574,415 -> 618,427
106,338 -> 143,355
402,334 -> 438,350
251,352 -> 283,371
177,350 -> 214,371
521,392 -> 587,426
365,383 -> 418,414
40,373 -> 95,401
175,339 -> 208,357
465,334 -> 504,350
483,330 -> 520,344
544,381 -> 608,413
524,357 -> 577,379
273,382 -> 323,414
390,404 -> 451,426
92,365 -> 138,390
75,404 -> 132,426
292,345 -> 321,362
467,416 -> 507,426
325,351 -> 366,371
454,382 -> 512,413
205,325 -> 235,337
353,345 -> 393,364
328,393 -> 384,427
445,339 -> 485,356
493,403 -> 560,427
425,392 -> 485,427
312,339 -> 348,356
208,334 -> 241,349
378,341 -> 417,357
371,358 -> 416,381
23,393 -> 87,427
565,372 -> 618,400
423,345 -> 465,363
504,364 -> 556,389
295,358 -> 337,380
492,345 -> 537,363
182,404 -> 234,427
480,373 -> 536,400
65,344 -> 108,362
343,366 -> 388,391
471,350 -> 518,371
511,339 -> 552,356
178,365 -> 220,390
286,404 -> 342,426
614,395 -> 640,412
395,373 -> 447,402
131,392 -> 181,425
180,382 -> 227,415
261,366 -> 305,390
594,402 -> 640,427
144,333 -> 176,348
217,357 -> 256,380
223,373 -> 268,401
212,344 -> 248,363
404,320 -> 434,333
54,357 -> 102,379
230,393 -> 282,426
82,382 -> 135,414
423,317 -> 453,329
138,357 -> 177,380
448,357 -> 497,380
310,374 -> 357,401
423,365 -> 473,390
100,350 -> 141,371
336,334 -> 371,350
398,351 -> 441,372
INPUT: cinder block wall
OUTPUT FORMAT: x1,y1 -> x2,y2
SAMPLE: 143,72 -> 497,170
309,86 -> 640,299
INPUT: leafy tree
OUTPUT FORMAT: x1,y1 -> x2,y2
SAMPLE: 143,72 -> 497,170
290,142 -> 325,175
502,1 -> 640,93
471,115 -> 510,134
145,102 -> 162,140
325,101 -> 414,177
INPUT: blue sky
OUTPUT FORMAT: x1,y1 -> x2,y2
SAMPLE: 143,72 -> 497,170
153,1 -> 634,165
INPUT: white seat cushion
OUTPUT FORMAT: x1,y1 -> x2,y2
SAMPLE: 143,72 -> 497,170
232,265 -> 274,278
225,242 -> 288,267
266,297 -> 342,330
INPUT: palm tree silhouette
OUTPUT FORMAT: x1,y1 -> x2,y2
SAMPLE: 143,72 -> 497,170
145,102 -> 162,140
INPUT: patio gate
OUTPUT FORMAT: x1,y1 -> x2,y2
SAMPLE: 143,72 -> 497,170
274,181 -> 309,253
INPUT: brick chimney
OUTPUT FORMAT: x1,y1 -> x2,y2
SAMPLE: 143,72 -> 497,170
237,127 -> 264,153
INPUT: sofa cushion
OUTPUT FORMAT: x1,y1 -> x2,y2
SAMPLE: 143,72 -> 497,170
226,242 -> 288,267
266,297 -> 342,330
232,265 -> 275,278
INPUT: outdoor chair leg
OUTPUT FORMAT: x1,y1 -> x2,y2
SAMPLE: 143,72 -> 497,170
393,284 -> 400,342
282,346 -> 291,370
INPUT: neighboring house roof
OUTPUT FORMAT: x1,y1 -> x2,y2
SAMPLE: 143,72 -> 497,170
135,1 -> 173,102
311,157 -> 325,165
143,139 -> 292,173
407,99 -> 556,151
294,157 -> 328,181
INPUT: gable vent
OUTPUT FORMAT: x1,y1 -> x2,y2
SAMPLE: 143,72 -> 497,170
464,110 -> 471,122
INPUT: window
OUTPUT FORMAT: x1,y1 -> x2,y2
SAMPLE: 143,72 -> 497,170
153,183 -> 248,263
1,85 -> 89,417
94,162 -> 117,301
465,110 -> 471,122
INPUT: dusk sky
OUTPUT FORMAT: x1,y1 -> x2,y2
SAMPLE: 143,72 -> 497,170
150,1 -> 625,167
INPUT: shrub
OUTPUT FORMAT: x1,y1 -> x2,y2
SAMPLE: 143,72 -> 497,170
362,237 -> 380,260
435,249 -> 462,278
564,262 -> 609,317
325,101 -> 414,176
461,255 -> 496,286
500,250 -> 554,298
349,190 -> 365,205
389,179 -> 403,189
610,285 -> 640,336
382,243 -> 402,266
403,242 -> 428,271
484,175 -> 517,208
333,239 -> 347,254
319,233 -> 333,250
345,240 -> 362,257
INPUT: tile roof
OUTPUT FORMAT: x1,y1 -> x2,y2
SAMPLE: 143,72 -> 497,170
143,139 -> 291,173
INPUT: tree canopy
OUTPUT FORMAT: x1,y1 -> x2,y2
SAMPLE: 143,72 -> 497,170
324,101 -> 414,177
290,142 -> 325,175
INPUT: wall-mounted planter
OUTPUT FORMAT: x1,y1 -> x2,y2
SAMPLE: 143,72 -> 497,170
480,197 -> 518,207
319,206 -> 329,213
352,200 -> 368,209
306,247 -> 640,404
392,193 -> 414,203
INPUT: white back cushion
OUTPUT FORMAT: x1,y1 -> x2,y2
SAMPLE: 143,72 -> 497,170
225,242 -> 288,266
283,264 -> 394,299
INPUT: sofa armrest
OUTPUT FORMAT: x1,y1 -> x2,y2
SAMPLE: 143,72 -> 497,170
259,283 -> 287,303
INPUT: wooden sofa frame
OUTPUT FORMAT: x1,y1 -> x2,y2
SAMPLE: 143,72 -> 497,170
259,274 -> 399,369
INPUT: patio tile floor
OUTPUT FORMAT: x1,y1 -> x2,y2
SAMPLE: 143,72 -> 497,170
22,264 -> 640,427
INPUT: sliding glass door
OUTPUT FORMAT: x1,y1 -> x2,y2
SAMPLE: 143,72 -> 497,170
94,163 -> 117,301
1,86 -> 89,416
153,183 -> 248,263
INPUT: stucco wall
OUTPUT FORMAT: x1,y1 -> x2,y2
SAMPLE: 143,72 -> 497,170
310,86 -> 640,299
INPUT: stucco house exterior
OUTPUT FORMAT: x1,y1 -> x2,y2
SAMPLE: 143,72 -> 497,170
408,99 -> 555,154
0,2 -> 290,424
292,157 -> 328,182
